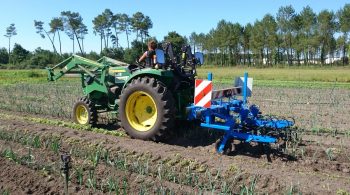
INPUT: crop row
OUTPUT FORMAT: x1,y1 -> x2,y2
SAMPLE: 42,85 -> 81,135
0,125 -> 305,194
0,130 -> 189,194
1,81 -> 349,134
5,111 -> 349,193
3,109 -> 348,165
0,113 -> 125,137
0,127 -> 245,193
0,145 -> 180,194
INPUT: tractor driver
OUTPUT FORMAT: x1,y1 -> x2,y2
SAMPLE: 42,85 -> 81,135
138,40 -> 158,68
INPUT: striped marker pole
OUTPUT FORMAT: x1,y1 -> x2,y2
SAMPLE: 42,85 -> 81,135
194,79 -> 213,108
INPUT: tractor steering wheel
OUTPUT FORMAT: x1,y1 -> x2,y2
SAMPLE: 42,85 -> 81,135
135,59 -> 146,68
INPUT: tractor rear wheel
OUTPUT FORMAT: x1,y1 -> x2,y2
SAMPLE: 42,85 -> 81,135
73,97 -> 97,125
119,77 -> 175,141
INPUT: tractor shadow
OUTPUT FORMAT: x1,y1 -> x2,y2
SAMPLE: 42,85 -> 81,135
165,120 -> 221,147
227,142 -> 298,162
97,120 -> 298,163
95,123 -> 120,131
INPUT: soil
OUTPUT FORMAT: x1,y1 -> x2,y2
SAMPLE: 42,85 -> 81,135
0,156 -> 93,195
0,110 -> 349,194
0,139 -> 195,194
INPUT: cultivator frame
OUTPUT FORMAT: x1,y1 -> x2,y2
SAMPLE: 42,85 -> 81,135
187,72 -> 295,154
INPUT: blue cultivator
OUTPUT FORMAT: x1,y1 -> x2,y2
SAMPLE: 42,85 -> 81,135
187,72 -> 295,154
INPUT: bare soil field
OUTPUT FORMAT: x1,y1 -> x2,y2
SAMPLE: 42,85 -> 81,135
0,72 -> 349,194
0,110 -> 349,194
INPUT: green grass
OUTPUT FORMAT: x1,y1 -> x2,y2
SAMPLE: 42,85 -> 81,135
197,66 -> 350,89
214,79 -> 348,89
1,67 -> 350,88
197,66 -> 350,82
0,69 -> 75,84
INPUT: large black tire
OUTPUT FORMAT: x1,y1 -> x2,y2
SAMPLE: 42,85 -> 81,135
72,97 -> 98,125
119,77 -> 175,141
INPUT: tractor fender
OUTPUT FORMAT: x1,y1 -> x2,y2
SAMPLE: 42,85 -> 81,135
122,68 -> 174,89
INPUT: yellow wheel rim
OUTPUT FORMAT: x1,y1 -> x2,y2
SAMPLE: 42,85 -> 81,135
75,105 -> 89,124
125,91 -> 158,132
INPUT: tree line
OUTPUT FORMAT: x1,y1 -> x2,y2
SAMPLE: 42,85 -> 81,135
1,4 -> 350,68
0,31 -> 187,69
1,9 -> 163,68
32,9 -> 153,55
189,4 -> 350,66
1,8 -> 187,69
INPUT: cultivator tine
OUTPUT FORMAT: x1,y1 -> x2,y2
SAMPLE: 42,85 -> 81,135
274,126 -> 300,151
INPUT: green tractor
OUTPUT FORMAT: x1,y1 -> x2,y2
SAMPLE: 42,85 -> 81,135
47,43 -> 204,141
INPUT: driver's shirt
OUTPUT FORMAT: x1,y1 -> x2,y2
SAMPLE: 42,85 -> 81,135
145,50 -> 156,67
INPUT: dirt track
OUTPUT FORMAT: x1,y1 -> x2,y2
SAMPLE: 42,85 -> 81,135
0,110 -> 349,194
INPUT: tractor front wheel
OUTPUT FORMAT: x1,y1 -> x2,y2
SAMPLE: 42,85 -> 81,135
73,97 -> 97,125
119,77 -> 175,141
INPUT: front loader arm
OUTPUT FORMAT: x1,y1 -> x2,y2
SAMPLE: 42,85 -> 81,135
97,56 -> 129,67
46,54 -> 106,82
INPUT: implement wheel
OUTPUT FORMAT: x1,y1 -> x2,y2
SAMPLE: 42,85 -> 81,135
119,77 -> 175,141
73,97 -> 97,125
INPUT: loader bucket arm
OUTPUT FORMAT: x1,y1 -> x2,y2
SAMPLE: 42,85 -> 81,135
97,56 -> 129,67
162,42 -> 177,64
46,55 -> 106,82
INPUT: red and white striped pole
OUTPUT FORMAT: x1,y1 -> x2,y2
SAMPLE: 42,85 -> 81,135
194,79 -> 212,108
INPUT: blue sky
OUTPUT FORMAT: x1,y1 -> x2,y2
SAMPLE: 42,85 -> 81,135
0,0 -> 348,53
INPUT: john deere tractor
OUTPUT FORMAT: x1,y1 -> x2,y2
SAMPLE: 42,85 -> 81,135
47,43 -> 204,141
